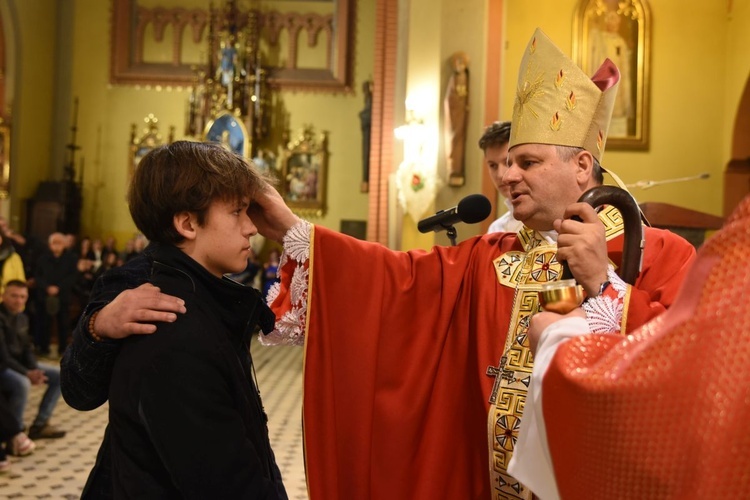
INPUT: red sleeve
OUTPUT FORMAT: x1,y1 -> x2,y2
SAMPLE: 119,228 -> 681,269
296,226 -> 514,500
603,226 -> 696,332
540,201 -> 750,498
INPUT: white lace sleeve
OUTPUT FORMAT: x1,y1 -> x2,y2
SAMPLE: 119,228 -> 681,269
259,220 -> 312,346
582,266 -> 626,333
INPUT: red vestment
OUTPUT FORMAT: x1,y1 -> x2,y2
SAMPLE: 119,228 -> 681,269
542,198 -> 750,499
270,223 -> 694,499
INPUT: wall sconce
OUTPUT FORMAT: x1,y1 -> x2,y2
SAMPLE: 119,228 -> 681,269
393,99 -> 441,224
394,110 -> 427,162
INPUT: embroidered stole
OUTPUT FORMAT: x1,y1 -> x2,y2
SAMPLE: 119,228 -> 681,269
487,206 -> 624,499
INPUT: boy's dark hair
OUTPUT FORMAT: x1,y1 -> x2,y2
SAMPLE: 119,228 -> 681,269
478,121 -> 511,152
128,141 -> 266,245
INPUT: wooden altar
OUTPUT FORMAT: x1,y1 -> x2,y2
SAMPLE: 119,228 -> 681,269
639,202 -> 724,249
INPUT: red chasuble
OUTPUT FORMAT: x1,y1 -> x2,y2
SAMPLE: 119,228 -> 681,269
270,222 -> 694,500
541,198 -> 750,499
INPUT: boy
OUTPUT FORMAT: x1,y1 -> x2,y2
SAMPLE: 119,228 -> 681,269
477,121 -> 523,234
106,141 -> 286,498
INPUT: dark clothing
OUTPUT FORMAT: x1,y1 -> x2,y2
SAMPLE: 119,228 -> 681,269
62,248 -> 154,411
34,249 -> 78,303
0,303 -> 26,444
61,244 -> 278,498
0,305 -> 35,439
0,305 -> 36,374
33,249 -> 78,353
62,248 -> 154,499
107,245 -> 284,498
0,391 -> 21,441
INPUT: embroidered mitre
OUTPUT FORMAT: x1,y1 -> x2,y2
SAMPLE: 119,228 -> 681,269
509,28 -> 620,162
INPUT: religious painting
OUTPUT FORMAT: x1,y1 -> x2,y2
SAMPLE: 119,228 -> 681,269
574,0 -> 651,150
280,126 -> 328,217
129,114 -> 174,179
0,124 -> 9,198
204,112 -> 251,157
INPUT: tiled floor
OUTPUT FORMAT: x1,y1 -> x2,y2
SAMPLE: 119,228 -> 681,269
0,338 -> 308,499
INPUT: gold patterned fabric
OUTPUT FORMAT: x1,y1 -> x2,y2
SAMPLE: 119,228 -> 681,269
540,195 -> 750,498
488,210 -> 624,500
510,28 -> 620,162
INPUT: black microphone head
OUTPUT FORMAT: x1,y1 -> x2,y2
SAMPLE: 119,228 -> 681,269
457,194 -> 491,224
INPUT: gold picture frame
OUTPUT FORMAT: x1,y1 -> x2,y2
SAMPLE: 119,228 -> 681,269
129,114 -> 174,179
110,0 -> 355,92
280,126 -> 328,217
0,124 -> 9,198
203,112 -> 251,158
573,0 -> 651,150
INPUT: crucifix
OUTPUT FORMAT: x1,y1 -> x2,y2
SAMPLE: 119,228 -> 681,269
486,355 -> 517,405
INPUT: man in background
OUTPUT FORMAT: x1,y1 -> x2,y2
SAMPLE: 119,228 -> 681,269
0,280 -> 66,441
478,121 -> 523,233
33,232 -> 78,356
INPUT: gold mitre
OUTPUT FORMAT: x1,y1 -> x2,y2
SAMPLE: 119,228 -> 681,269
509,28 -> 620,162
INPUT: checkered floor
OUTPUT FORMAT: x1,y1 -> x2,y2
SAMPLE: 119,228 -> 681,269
0,338 -> 308,498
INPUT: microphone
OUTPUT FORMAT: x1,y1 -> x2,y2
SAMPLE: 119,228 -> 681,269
418,194 -> 492,233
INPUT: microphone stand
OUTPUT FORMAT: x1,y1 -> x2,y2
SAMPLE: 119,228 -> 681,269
444,225 -> 458,246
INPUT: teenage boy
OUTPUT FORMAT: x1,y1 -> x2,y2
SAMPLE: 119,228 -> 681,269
105,141 -> 286,498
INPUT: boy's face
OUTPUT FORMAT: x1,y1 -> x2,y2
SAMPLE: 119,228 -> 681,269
192,197 -> 257,278
484,143 -> 511,200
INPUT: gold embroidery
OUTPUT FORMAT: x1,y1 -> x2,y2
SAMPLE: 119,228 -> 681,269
550,112 -> 562,131
489,210 -> 625,499
566,91 -> 576,111
554,69 -> 564,89
515,63 -> 546,131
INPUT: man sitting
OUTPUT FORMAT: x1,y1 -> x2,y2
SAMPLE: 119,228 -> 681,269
0,280 -> 66,442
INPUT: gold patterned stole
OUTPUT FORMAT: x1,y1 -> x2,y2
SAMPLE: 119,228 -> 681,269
486,206 -> 624,500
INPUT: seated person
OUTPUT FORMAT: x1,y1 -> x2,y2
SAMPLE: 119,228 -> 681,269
0,280 -> 66,442
105,141 -> 285,497
0,390 -> 35,464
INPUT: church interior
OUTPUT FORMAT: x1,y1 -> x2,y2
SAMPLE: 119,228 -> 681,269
0,0 -> 749,496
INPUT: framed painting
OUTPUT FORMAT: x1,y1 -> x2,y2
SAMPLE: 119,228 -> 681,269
573,0 -> 651,150
280,127 -> 328,217
0,124 -> 9,198
204,112 -> 251,158
130,114 -> 174,179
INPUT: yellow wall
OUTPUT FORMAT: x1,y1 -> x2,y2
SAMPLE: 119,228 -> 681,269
502,0 -> 737,218
401,0 -> 490,249
432,0 -> 490,246
4,0 -> 750,247
4,0 -> 374,245
1,0 -> 59,230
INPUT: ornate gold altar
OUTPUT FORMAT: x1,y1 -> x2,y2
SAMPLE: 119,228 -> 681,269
184,0 -> 284,160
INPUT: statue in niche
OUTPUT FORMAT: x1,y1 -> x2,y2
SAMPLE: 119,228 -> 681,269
217,36 -> 239,109
359,80 -> 373,193
443,51 -> 470,187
